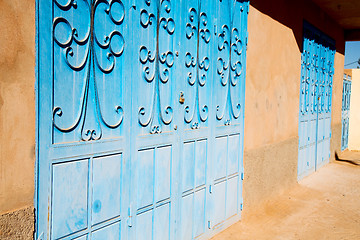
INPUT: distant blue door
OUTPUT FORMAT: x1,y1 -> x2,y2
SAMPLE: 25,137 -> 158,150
36,0 -> 249,239
298,22 -> 335,180
341,75 -> 352,151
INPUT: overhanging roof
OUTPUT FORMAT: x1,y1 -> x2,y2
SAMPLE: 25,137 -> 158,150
311,0 -> 360,40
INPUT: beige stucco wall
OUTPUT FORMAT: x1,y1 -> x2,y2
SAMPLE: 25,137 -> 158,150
332,53 -> 346,127
244,7 -> 301,151
330,53 -> 345,161
348,69 -> 360,150
0,206 -> 33,239
243,0 -> 345,211
0,0 -> 35,216
245,0 -> 345,152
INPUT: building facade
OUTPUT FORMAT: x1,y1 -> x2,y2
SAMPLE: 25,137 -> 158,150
1,0 -> 359,239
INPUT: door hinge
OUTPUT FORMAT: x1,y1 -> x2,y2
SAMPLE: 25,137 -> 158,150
240,203 -> 243,211
209,184 -> 212,194
208,220 -> 212,229
127,205 -> 133,227
241,172 -> 244,180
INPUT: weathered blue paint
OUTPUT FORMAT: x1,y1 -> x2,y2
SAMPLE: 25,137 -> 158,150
36,0 -> 249,239
341,75 -> 351,151
298,22 -> 335,180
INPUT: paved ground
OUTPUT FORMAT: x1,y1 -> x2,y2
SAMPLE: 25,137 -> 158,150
212,152 -> 360,240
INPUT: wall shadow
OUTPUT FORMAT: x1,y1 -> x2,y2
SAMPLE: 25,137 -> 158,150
250,0 -> 345,54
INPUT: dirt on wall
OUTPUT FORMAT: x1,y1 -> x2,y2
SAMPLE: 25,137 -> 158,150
244,4 -> 301,151
330,123 -> 342,161
0,206 -> 34,240
244,0 -> 345,152
243,137 -> 299,213
0,0 -> 36,214
243,0 -> 345,213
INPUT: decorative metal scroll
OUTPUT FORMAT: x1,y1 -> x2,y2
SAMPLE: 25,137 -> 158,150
300,38 -> 310,115
320,46 -> 333,114
311,43 -> 319,114
138,0 -> 175,134
300,38 -> 334,117
52,0 -> 125,141
183,4 -> 210,129
318,47 -> 326,114
216,1 -> 245,126
326,50 -> 334,112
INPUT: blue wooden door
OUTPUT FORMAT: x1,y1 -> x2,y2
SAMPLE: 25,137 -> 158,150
36,1 -> 249,239
298,35 -> 318,179
130,1 -> 178,239
298,22 -> 335,180
209,0 -> 247,232
36,0 -> 131,239
177,1 -> 213,239
316,42 -> 334,168
341,75 -> 352,151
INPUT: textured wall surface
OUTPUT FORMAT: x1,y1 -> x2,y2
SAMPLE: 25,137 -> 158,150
0,206 -> 34,240
244,5 -> 301,151
331,124 -> 342,160
328,52 -> 345,162
245,0 -> 345,151
0,0 -> 35,238
243,137 -> 299,213
332,52 -> 346,127
243,0 -> 345,209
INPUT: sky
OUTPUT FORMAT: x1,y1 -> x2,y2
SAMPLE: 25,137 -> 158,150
344,41 -> 360,69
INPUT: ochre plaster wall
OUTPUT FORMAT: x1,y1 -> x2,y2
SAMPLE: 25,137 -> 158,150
0,0 -> 35,216
243,0 -> 345,212
348,69 -> 360,150
244,7 -> 301,151
330,52 -> 345,160
0,206 -> 34,239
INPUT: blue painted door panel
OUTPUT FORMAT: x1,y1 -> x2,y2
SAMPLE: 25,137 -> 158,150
177,1 -> 213,239
209,0 -> 247,233
130,1 -> 177,239
36,1 -> 249,239
37,0 -> 131,239
341,75 -> 351,151
298,22 -> 335,180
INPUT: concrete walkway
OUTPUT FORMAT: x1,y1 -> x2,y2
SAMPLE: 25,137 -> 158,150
212,156 -> 360,240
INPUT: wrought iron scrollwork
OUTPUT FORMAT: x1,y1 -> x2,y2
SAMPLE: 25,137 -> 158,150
326,51 -> 334,112
300,34 -> 334,117
53,0 -> 125,141
184,5 -> 210,129
138,0 -> 175,134
216,1 -> 245,125
300,40 -> 307,115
